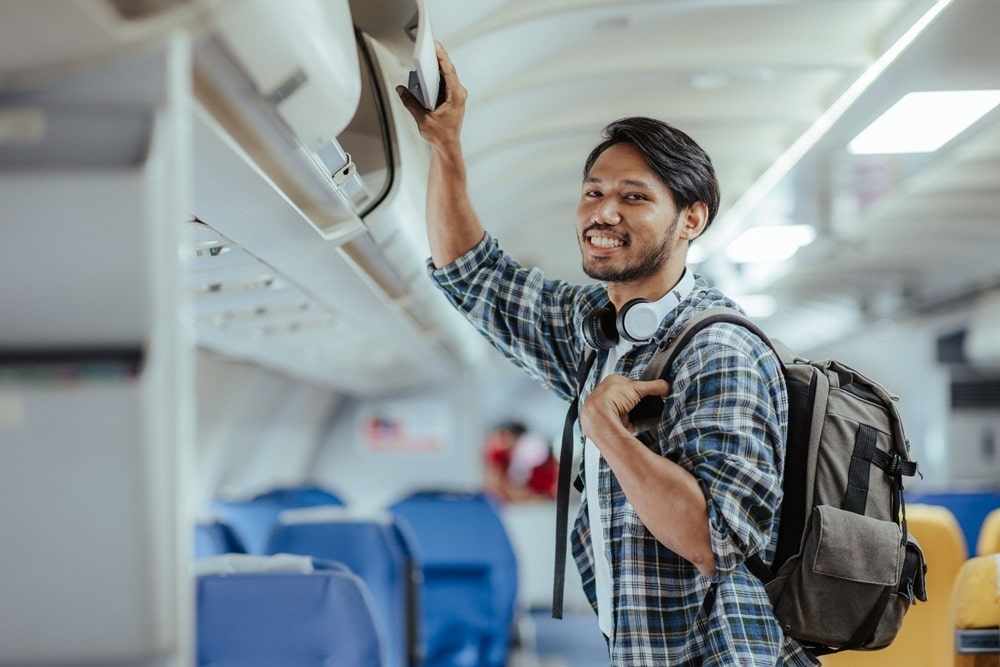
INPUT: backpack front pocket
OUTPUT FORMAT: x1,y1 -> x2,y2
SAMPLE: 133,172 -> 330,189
766,504 -> 906,649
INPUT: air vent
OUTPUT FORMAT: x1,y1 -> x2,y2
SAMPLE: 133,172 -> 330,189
936,329 -> 967,364
951,379 -> 1000,409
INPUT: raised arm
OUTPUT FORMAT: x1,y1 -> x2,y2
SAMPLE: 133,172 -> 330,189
396,42 -> 484,268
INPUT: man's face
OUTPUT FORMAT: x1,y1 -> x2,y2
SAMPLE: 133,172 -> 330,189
576,143 -> 682,283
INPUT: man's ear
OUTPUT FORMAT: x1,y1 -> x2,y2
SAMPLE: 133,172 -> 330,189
679,202 -> 709,240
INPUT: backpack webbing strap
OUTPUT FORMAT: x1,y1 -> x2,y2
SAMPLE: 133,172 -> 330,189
552,350 -> 596,620
843,424 -> 879,514
872,449 -> 918,478
745,552 -> 774,584
844,426 -> 920,514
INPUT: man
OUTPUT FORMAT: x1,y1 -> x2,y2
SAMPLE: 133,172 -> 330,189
396,42 -> 819,666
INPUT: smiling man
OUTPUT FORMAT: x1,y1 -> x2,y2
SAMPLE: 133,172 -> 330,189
396,42 -> 819,667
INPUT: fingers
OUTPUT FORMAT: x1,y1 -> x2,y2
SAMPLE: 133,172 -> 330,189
634,378 -> 671,397
595,375 -> 670,397
580,376 -> 671,443
395,85 -> 425,119
435,40 -> 456,78
434,41 -> 466,107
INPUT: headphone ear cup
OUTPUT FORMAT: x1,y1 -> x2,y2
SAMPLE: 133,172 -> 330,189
617,298 -> 660,343
583,306 -> 619,350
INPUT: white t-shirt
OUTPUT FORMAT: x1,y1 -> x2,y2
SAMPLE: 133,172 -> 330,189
584,268 -> 697,637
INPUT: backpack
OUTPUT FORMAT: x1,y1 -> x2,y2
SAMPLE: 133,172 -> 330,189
552,306 -> 927,656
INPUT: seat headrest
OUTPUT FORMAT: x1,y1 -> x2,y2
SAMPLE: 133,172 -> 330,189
193,553 -> 316,576
279,505 -> 392,526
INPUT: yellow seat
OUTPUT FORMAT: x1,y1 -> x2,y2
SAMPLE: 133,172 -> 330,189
821,503 -> 966,666
950,553 -> 1000,667
976,507 -> 1000,556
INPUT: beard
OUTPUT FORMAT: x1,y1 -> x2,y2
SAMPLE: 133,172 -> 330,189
581,213 -> 680,283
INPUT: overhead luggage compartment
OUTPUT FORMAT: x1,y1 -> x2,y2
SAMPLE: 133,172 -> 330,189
1,0 -> 486,394
185,0 -> 487,393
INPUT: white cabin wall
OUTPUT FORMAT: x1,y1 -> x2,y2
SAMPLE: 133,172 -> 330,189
481,353 -> 571,448
193,349 -> 339,511
803,310 -> 973,492
309,371 -> 485,512
948,410 -> 1000,487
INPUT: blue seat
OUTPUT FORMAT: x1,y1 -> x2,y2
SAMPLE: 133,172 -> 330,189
194,519 -> 246,558
195,554 -> 385,667
906,490 -> 1000,555
265,507 -> 422,667
389,490 -> 518,667
211,485 -> 345,554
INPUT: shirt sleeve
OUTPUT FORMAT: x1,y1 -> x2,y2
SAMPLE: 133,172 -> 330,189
426,232 -> 597,402
660,323 -> 787,580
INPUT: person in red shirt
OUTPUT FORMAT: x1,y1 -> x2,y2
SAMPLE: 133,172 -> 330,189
483,422 -> 558,502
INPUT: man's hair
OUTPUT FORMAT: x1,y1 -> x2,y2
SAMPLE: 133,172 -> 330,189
583,117 -> 721,231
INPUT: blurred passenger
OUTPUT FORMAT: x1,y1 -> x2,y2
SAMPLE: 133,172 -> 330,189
483,422 -> 558,503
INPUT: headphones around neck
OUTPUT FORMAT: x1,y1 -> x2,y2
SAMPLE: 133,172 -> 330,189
582,298 -> 661,350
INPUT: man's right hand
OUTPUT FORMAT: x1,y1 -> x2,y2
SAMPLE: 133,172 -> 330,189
396,41 -> 468,151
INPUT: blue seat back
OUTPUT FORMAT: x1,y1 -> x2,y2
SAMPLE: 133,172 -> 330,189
389,491 -> 518,667
194,519 -> 246,558
195,555 -> 385,667
211,486 -> 345,554
265,508 -> 420,667
906,490 -> 1000,555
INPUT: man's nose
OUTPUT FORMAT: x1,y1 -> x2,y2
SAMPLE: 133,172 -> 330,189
594,198 -> 622,225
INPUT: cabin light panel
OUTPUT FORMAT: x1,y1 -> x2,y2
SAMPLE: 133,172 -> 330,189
725,225 -> 816,264
734,294 -> 778,319
848,90 -> 1000,154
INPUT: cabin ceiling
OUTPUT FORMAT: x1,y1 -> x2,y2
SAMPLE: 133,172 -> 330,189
429,0 -> 1000,353
4,0 -> 999,393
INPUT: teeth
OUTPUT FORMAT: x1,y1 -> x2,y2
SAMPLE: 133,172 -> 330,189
590,236 -> 623,248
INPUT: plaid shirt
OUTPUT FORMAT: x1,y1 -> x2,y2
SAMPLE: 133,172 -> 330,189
430,234 -> 819,666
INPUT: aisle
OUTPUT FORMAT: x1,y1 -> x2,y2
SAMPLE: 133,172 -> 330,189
508,609 -> 609,667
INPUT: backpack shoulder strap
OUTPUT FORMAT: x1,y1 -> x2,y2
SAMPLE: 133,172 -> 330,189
630,307 -> 784,436
641,307 -> 785,382
636,307 -> 793,583
552,349 -> 596,619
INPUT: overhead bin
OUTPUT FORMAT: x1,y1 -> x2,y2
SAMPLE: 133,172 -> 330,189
350,0 -> 441,111
186,0 -> 487,392
194,0 -> 369,243
2,0 -> 485,393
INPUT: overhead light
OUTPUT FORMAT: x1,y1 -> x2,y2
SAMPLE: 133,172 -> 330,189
702,0 -> 955,255
848,90 -> 1000,154
734,295 -> 777,319
726,225 -> 816,264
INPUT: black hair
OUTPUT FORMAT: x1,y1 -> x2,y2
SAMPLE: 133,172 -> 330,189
494,421 -> 528,437
583,117 -> 721,230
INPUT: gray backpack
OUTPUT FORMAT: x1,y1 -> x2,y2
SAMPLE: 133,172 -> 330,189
629,307 -> 927,655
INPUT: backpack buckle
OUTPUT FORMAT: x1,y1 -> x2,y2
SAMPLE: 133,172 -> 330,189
886,452 -> 905,476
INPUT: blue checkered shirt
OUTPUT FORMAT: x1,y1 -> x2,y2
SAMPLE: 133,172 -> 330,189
429,234 -> 819,666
